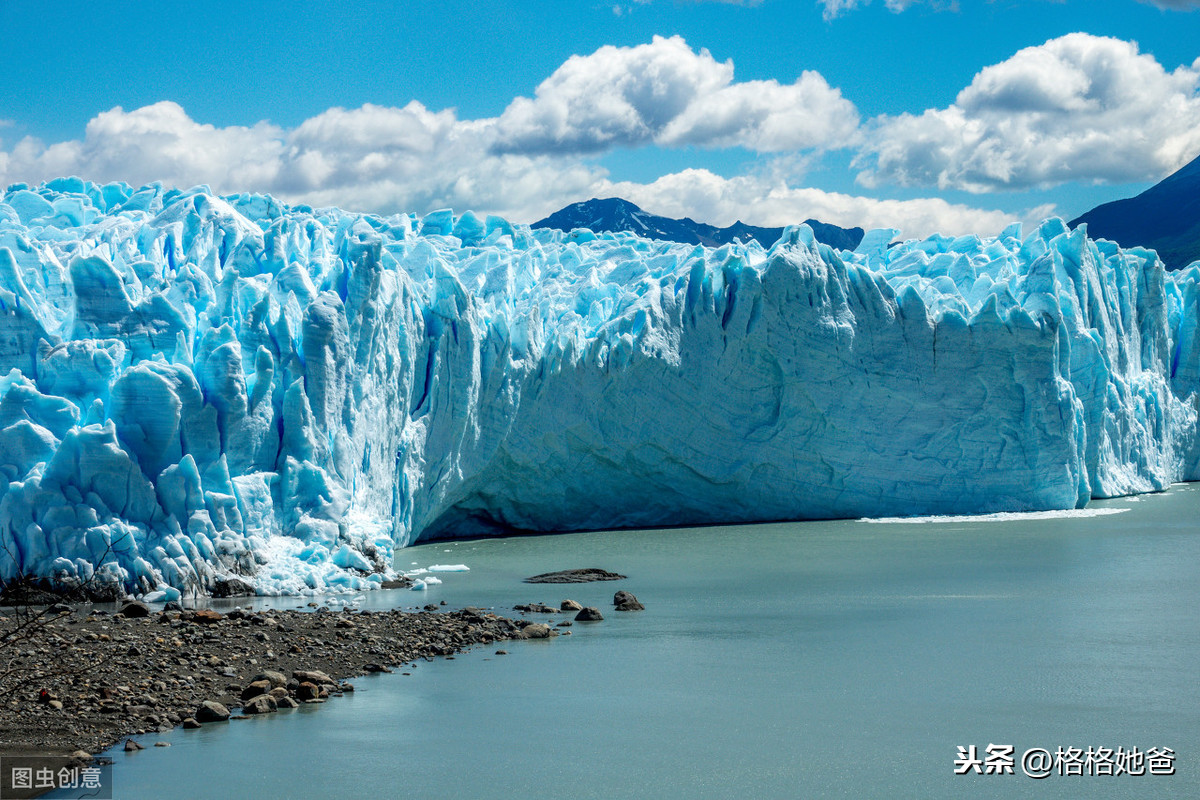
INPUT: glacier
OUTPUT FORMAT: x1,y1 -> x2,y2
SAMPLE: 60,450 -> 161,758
0,178 -> 1196,597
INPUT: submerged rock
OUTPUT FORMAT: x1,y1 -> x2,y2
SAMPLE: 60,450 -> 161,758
524,569 -> 627,584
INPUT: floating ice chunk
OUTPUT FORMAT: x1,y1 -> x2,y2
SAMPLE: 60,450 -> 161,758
864,508 -> 1132,524
427,564 -> 469,572
141,587 -> 181,604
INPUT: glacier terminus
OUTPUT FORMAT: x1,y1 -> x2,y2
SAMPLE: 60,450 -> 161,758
0,178 -> 1197,598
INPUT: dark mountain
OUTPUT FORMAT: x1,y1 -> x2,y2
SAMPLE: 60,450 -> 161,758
1070,153 -> 1200,270
533,197 -> 864,252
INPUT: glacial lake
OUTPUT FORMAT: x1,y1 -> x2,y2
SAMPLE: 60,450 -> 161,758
83,483 -> 1198,799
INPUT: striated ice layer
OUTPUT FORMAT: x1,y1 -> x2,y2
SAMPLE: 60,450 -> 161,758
0,178 -> 1197,596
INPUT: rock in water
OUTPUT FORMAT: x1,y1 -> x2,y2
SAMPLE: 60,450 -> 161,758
575,607 -> 604,621
242,695 -> 278,715
520,624 -> 556,639
295,682 -> 322,701
293,670 -> 335,686
212,577 -> 255,598
119,601 -> 150,618
614,591 -> 645,611
194,701 -> 230,722
524,569 -> 628,584
560,600 -> 583,611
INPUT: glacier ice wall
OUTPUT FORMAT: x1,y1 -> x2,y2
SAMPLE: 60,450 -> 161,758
0,178 -> 1197,596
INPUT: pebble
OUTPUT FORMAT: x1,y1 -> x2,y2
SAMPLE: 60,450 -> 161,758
0,603 -> 534,756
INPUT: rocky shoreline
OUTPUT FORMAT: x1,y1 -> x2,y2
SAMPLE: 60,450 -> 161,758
0,601 -> 532,758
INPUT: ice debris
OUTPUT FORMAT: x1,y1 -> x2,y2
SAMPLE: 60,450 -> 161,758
0,179 -> 1196,596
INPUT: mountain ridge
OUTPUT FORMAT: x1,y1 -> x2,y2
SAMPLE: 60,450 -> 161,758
1070,153 -> 1200,270
532,197 -> 865,251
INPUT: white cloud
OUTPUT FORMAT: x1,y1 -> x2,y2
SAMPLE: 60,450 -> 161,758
0,37 -> 1073,239
856,34 -> 1200,192
601,167 -> 1045,239
0,98 -> 1022,238
491,35 -> 858,154
8,102 -> 287,191
0,101 -> 608,223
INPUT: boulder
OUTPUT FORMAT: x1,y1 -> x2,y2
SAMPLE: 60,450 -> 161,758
295,682 -> 322,701
292,670 -> 335,686
240,680 -> 272,702
614,591 -> 645,611
575,607 -> 604,621
520,624 -> 555,639
194,701 -> 229,722
242,695 -> 277,714
192,609 -> 224,624
119,601 -> 150,618
252,670 -> 288,688
211,577 -> 254,598
560,600 -> 582,611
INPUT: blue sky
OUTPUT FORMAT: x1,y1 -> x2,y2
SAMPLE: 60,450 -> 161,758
2,0 -> 1199,236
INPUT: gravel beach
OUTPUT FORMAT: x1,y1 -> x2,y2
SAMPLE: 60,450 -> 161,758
0,602 -> 530,758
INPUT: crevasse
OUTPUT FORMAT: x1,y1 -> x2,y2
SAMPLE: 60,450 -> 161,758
0,178 -> 1196,597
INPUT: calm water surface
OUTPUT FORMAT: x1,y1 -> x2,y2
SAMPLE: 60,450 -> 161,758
87,484 -> 1199,799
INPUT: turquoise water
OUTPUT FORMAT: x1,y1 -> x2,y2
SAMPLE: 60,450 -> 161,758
88,485 -> 1198,799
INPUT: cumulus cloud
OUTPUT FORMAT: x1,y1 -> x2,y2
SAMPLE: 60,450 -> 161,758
602,168 -> 1039,238
0,98 -> 1020,238
856,34 -> 1200,192
0,101 -> 607,222
491,35 -> 859,154
9,102 -> 287,191
0,36 -> 1076,238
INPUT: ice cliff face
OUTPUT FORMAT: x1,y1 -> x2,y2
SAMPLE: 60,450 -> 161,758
0,178 -> 1197,597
